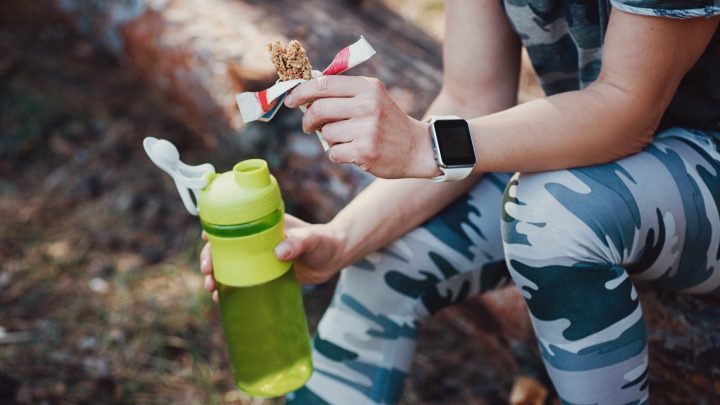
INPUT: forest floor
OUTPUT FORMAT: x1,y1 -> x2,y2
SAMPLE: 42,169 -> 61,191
0,2 -> 520,404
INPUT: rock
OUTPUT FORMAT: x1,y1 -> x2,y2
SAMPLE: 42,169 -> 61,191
88,277 -> 110,294
82,356 -> 110,378
78,335 -> 98,351
44,240 -> 72,260
115,254 -> 143,273
509,375 -> 549,405
0,272 -> 11,289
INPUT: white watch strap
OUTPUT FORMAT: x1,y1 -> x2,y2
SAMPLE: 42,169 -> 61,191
430,115 -> 462,120
431,166 -> 473,182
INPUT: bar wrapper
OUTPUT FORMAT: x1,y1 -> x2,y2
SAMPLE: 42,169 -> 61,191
235,36 -> 376,150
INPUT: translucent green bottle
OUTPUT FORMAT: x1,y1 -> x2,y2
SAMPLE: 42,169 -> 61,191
143,138 -> 313,397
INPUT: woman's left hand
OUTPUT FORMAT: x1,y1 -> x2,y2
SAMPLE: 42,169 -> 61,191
284,75 -> 440,179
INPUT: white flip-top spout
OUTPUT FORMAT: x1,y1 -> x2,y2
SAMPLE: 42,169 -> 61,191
143,137 -> 215,216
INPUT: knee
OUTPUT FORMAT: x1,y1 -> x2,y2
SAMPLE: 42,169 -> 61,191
500,171 -> 644,337
501,169 -> 634,266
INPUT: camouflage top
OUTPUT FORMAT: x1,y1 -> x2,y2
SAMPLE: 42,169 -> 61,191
503,0 -> 720,131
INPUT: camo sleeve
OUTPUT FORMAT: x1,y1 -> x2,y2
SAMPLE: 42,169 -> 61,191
610,0 -> 720,18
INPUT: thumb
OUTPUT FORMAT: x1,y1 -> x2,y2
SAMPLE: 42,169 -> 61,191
274,227 -> 317,261
284,213 -> 308,230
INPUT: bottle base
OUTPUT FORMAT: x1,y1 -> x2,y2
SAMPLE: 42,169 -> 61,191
236,357 -> 313,398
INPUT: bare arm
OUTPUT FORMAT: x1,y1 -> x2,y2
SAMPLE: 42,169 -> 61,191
466,9 -> 720,174
330,0 -> 521,265
291,9 -> 718,180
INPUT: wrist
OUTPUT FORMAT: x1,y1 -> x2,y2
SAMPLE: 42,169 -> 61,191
326,215 -> 354,264
410,117 -> 442,179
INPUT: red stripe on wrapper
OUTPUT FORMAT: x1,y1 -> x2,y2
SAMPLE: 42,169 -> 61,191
256,90 -> 278,113
236,37 -> 374,125
323,46 -> 350,75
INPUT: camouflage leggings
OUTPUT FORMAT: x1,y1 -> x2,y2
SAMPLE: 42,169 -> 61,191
287,128 -> 720,405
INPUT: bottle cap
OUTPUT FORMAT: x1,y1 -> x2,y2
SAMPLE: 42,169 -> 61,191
198,159 -> 283,226
144,139 -> 290,286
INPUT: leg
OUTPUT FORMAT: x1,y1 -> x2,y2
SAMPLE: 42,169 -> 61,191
287,173 -> 513,405
501,128 -> 720,404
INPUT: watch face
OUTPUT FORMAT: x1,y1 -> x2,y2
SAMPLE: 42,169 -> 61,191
434,119 -> 476,166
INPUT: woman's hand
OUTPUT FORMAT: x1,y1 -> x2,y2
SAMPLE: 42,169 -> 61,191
284,75 -> 440,179
199,214 -> 350,299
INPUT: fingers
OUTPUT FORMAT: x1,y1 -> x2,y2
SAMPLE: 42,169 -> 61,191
284,76 -> 369,108
204,274 -> 216,292
301,98 -> 355,133
201,231 -> 208,241
320,119 -> 356,145
327,142 -> 359,164
200,242 -> 212,275
212,290 -> 219,303
199,236 -> 217,299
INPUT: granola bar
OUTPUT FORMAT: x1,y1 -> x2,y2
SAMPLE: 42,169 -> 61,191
267,40 -> 313,81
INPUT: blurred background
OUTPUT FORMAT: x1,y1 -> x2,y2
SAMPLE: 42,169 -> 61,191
1,1 -> 717,404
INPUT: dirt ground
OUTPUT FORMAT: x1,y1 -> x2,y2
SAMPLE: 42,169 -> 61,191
0,2 -> 520,404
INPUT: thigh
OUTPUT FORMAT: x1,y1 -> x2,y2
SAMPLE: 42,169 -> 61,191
505,128 -> 720,294
499,128 -> 720,404
608,128 -> 720,293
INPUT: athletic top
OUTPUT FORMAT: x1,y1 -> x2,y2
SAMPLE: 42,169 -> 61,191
503,0 -> 720,131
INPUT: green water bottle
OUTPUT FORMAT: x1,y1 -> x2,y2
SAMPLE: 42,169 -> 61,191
143,137 -> 313,397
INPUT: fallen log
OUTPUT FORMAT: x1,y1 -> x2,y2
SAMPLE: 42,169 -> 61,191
52,0 -> 443,142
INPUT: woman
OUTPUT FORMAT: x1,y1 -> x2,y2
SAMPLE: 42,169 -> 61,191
201,1 -> 720,403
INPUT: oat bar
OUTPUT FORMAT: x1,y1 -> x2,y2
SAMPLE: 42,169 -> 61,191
267,40 -> 313,81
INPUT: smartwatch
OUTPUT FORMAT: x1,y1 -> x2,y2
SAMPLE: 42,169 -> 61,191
427,116 -> 476,182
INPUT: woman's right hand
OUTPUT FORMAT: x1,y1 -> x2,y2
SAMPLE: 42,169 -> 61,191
199,214 -> 350,301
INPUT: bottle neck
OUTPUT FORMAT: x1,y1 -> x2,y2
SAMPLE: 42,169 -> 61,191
202,209 -> 282,238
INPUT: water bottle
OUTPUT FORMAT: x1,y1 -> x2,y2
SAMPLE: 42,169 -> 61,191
143,137 -> 313,397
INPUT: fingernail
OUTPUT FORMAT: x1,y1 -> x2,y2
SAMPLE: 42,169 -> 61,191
201,259 -> 207,269
274,242 -> 292,259
284,93 -> 294,106
204,275 -> 212,290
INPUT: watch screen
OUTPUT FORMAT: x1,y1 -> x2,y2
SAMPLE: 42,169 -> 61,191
435,119 -> 476,166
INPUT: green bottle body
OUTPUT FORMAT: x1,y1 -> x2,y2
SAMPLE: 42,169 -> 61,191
217,268 -> 312,396
200,161 -> 312,397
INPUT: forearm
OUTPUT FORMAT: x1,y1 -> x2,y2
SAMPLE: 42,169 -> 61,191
469,81 -> 656,174
468,11 -> 720,174
331,90 -> 513,265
